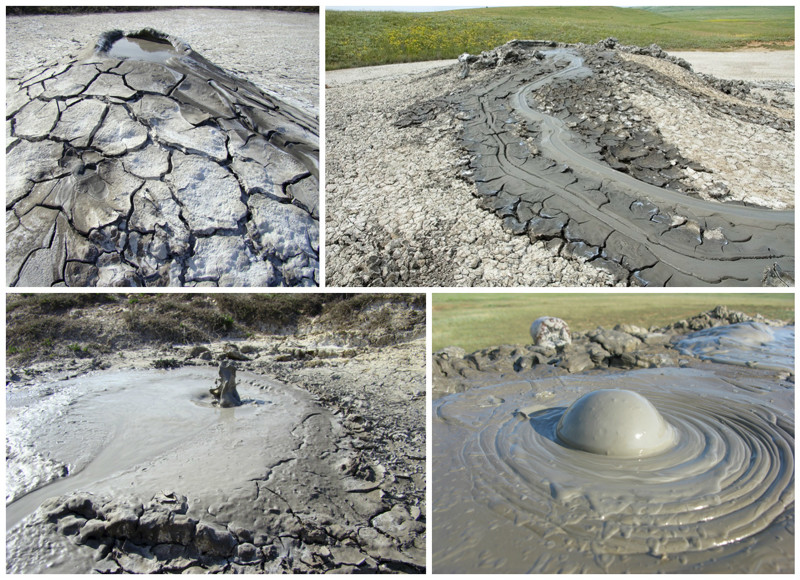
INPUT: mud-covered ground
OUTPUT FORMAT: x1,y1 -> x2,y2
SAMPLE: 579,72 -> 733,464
433,305 -> 792,399
432,306 -> 794,573
326,44 -> 794,287
6,294 -> 425,573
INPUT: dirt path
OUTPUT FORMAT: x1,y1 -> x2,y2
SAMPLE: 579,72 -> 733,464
326,51 -> 794,85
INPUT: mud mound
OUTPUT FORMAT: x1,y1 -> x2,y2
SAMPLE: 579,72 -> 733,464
7,29 -> 319,287
326,40 -> 794,287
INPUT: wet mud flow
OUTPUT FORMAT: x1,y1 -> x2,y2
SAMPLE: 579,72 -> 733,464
433,324 -> 794,572
456,47 -> 793,285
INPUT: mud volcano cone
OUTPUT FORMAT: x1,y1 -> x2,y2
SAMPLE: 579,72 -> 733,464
7,29 -> 319,287
210,361 -> 241,407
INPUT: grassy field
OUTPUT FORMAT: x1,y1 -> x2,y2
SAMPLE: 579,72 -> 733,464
326,6 -> 794,70
433,293 -> 794,352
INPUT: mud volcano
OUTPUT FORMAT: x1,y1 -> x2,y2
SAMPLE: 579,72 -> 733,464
412,39 -> 794,286
7,367 -> 418,573
433,325 -> 794,573
7,29 -> 319,287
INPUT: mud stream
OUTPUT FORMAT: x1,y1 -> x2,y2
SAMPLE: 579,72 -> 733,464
433,325 -> 794,572
459,47 -> 794,285
6,368 -> 301,532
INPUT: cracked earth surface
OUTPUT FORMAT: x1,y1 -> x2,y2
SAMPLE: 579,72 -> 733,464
7,23 -> 319,287
326,41 -> 793,287
7,334 -> 425,573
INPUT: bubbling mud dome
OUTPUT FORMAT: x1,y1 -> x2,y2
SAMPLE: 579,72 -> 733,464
7,29 -> 319,287
433,325 -> 794,573
555,389 -> 677,457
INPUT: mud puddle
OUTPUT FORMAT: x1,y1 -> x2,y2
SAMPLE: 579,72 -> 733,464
433,325 -> 794,573
106,35 -> 179,63
6,368 -> 299,531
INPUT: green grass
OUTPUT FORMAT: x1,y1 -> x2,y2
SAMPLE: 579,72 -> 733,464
433,293 -> 794,352
326,6 -> 794,69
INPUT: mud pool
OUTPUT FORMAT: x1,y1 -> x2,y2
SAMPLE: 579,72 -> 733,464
7,367 -> 375,572
7,369 -> 293,528
432,325 -> 794,573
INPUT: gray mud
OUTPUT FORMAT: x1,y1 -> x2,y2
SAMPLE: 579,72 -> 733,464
7,25 -> 319,287
433,365 -> 794,573
326,41 -> 794,287
7,349 -> 425,573
6,8 -> 318,109
452,41 -> 793,286
675,321 -> 794,371
433,305 -> 791,399
7,368 -> 284,531
432,310 -> 794,573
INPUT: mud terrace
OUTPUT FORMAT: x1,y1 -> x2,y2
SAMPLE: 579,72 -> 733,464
326,40 -> 794,287
7,11 -> 319,287
7,304 -> 425,573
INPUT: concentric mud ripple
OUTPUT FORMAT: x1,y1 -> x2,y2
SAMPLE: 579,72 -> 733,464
433,367 -> 794,573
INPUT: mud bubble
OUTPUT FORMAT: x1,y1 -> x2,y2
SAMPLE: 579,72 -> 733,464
556,389 -> 677,457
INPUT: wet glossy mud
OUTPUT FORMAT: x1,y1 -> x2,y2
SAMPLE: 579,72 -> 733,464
456,47 -> 794,286
433,328 -> 794,573
556,389 -> 676,457
6,368 -> 298,531
675,321 -> 794,372
106,35 -> 178,63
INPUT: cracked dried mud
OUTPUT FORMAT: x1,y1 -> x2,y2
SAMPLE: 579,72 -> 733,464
326,40 -> 794,287
7,14 -> 319,287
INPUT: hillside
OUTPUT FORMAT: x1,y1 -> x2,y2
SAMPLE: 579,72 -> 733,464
6,293 -> 425,366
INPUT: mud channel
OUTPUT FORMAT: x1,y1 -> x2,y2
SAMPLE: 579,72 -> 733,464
326,40 -> 794,287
